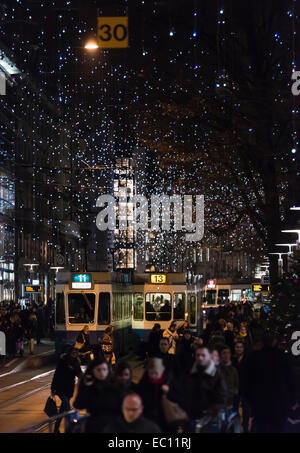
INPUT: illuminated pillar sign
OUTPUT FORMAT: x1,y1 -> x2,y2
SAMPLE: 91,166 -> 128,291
71,273 -> 92,289
207,280 -> 216,288
252,284 -> 270,293
24,285 -> 43,293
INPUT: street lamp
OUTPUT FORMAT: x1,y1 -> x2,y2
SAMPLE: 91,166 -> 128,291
269,252 -> 288,277
281,230 -> 300,251
23,263 -> 39,272
50,266 -> 64,274
275,243 -> 297,254
275,244 -> 297,272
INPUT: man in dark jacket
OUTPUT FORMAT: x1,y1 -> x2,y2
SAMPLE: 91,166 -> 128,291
156,337 -> 176,377
103,393 -> 161,433
147,324 -> 162,357
168,345 -> 228,424
175,330 -> 195,374
51,347 -> 82,432
219,346 -> 239,410
244,332 -> 297,433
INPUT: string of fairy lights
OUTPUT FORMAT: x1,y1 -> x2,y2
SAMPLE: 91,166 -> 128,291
0,0 -> 298,276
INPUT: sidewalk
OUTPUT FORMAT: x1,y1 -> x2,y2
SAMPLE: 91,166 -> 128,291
0,339 -> 55,375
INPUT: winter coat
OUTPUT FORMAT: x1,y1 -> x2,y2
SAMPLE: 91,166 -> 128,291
51,355 -> 82,398
137,371 -> 168,426
232,354 -> 248,396
147,330 -> 163,357
168,360 -> 228,419
224,330 -> 235,353
102,415 -> 161,433
74,378 -> 122,432
219,363 -> 239,406
25,316 -> 37,339
154,351 -> 177,378
175,337 -> 195,374
115,380 -> 139,400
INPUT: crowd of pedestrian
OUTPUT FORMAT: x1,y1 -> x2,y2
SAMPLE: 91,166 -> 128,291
0,299 -> 55,360
50,299 -> 300,434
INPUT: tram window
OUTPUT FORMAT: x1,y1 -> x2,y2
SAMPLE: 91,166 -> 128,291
205,290 -> 216,305
124,293 -> 132,319
174,293 -> 185,320
232,290 -> 241,302
68,293 -> 95,324
112,293 -> 124,321
133,293 -> 144,320
189,295 -> 196,325
98,292 -> 110,325
145,293 -> 171,321
55,293 -> 65,324
218,289 -> 229,303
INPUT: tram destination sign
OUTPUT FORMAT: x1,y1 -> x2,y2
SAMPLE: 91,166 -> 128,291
71,273 -> 93,289
150,274 -> 167,284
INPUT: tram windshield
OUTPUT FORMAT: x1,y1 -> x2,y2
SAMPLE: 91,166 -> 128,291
205,290 -> 217,305
68,293 -> 95,324
145,293 -> 171,321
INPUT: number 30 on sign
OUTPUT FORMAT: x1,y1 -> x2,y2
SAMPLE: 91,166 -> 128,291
97,17 -> 128,48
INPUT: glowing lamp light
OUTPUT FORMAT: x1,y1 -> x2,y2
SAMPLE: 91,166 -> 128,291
84,40 -> 99,50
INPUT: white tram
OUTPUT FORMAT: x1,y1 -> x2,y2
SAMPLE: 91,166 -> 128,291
131,272 -> 201,349
54,271 -> 132,357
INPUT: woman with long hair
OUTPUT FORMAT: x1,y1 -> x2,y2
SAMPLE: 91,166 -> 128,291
74,358 -> 122,432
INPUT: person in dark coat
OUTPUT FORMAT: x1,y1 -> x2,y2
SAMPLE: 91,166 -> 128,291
224,322 -> 235,353
74,358 -> 122,433
103,393 -> 161,433
232,340 -> 250,433
147,323 -> 162,357
114,361 -> 138,398
25,312 -> 37,354
137,357 -> 169,428
175,330 -> 194,374
155,337 -> 177,377
51,347 -> 82,433
167,345 -> 228,423
219,346 -> 239,410
244,332 -> 297,433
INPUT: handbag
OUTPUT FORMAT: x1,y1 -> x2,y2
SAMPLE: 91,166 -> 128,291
74,341 -> 84,350
161,394 -> 189,424
44,396 -> 58,418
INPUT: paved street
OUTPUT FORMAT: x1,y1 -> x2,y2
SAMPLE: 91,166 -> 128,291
0,351 -> 144,433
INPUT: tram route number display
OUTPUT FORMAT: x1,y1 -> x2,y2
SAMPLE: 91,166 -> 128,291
150,274 -> 167,284
71,273 -> 93,289
97,17 -> 128,48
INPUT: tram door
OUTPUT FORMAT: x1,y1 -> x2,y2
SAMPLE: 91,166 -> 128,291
187,293 -> 197,331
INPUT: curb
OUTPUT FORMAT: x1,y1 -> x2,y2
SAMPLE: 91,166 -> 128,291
0,350 -> 56,376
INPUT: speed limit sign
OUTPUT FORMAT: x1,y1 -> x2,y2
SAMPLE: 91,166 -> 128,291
97,17 -> 128,48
